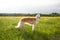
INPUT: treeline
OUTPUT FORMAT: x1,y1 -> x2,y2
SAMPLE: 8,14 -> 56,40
41,13 -> 60,17
0,13 -> 60,17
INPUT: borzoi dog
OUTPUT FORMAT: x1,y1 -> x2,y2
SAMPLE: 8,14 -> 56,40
15,14 -> 40,31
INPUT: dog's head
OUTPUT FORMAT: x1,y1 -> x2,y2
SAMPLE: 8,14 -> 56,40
36,14 -> 40,19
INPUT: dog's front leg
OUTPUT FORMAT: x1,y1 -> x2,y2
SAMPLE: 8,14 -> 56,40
32,24 -> 35,31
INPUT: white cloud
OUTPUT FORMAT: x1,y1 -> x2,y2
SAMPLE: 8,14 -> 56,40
0,0 -> 60,13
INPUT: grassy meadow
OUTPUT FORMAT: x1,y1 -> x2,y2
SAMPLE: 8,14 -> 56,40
0,16 -> 60,40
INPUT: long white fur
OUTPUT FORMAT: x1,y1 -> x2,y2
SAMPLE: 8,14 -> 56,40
15,20 -> 21,28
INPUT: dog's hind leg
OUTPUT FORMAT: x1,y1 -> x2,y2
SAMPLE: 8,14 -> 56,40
19,21 -> 24,28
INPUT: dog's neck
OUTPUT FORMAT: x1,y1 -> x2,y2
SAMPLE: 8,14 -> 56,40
36,14 -> 40,23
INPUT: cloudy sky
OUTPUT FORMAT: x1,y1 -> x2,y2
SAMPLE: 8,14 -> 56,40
0,0 -> 60,13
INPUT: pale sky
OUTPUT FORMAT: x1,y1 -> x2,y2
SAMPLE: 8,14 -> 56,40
0,0 -> 60,13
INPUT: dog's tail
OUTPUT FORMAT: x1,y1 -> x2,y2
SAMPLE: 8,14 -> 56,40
15,21 -> 21,28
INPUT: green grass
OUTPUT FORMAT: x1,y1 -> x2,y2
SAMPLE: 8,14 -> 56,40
0,16 -> 60,40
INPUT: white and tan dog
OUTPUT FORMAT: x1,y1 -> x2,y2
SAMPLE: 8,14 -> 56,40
15,14 -> 40,31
